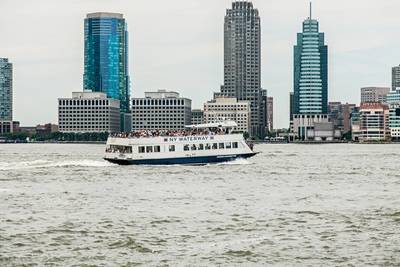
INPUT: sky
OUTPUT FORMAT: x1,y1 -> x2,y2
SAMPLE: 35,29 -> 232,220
1,0 -> 400,128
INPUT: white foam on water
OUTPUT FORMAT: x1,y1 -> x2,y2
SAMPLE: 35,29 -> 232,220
0,159 -> 115,171
0,188 -> 11,192
217,158 -> 252,165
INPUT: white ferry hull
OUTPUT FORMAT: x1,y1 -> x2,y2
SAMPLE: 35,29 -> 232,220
104,128 -> 257,166
104,152 -> 257,165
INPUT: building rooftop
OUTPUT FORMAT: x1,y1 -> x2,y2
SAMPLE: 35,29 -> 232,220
86,12 -> 123,19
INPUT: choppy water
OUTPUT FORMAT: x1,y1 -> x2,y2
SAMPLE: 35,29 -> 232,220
1,143 -> 400,266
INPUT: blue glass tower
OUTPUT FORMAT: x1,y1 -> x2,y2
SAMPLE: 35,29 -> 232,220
294,4 -> 328,114
84,12 -> 130,113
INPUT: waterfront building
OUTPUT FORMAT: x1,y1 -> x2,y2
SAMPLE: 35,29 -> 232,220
191,109 -> 204,125
216,1 -> 265,137
267,97 -> 274,132
0,58 -> 14,134
351,107 -> 361,141
131,90 -> 192,131
58,92 -> 121,133
392,65 -> 400,91
360,87 -> 390,103
292,114 -> 340,141
293,4 -> 328,115
204,97 -> 250,134
387,88 -> 400,140
359,102 -> 390,142
328,102 -> 356,134
83,12 -> 130,130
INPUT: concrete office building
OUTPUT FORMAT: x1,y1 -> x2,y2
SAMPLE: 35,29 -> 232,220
359,102 -> 390,142
392,65 -> 400,91
0,58 -> 14,134
191,109 -> 204,125
293,4 -> 328,115
292,114 -> 335,141
58,92 -> 121,133
360,87 -> 390,103
216,1 -> 265,137
204,97 -> 250,133
131,90 -> 192,131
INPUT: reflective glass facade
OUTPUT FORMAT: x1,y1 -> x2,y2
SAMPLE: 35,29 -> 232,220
83,13 -> 130,113
294,17 -> 328,114
0,58 -> 13,121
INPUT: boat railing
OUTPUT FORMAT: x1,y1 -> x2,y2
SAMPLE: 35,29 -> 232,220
110,129 -> 227,139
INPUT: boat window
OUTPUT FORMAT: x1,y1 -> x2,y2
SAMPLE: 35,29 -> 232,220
107,145 -> 132,154
191,144 -> 197,151
212,143 -> 218,150
219,143 -> 225,149
169,145 -> 175,152
154,146 -> 161,153
232,142 -> 238,148
138,146 -> 145,153
226,142 -> 232,149
198,144 -> 204,150
184,145 -> 190,151
146,146 -> 153,153
205,144 -> 211,150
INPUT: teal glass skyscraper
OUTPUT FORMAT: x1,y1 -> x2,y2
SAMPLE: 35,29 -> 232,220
294,4 -> 328,114
83,12 -> 130,113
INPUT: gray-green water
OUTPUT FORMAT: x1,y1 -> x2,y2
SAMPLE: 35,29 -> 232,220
1,144 -> 400,266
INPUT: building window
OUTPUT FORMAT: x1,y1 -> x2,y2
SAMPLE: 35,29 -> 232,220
232,142 -> 238,149
184,145 -> 190,151
212,143 -> 218,150
219,143 -> 225,149
146,146 -> 153,153
154,146 -> 161,153
169,145 -> 175,152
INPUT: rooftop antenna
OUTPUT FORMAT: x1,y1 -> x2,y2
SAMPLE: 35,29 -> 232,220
309,1 -> 312,20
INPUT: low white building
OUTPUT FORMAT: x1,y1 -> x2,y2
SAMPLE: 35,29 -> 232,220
292,114 -> 336,141
203,97 -> 250,133
58,92 -> 121,133
131,90 -> 192,131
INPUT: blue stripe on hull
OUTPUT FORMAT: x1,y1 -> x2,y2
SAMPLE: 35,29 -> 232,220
105,153 -> 257,165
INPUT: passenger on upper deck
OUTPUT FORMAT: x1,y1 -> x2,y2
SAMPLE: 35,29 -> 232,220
110,128 -> 226,139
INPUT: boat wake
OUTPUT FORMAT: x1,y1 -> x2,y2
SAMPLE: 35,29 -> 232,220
217,158 -> 252,165
0,159 -> 114,171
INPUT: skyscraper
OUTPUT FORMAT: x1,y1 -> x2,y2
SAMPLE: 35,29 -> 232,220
218,1 -> 265,137
266,97 -> 274,132
293,3 -> 328,114
392,65 -> 400,91
0,58 -> 13,121
83,12 -> 130,114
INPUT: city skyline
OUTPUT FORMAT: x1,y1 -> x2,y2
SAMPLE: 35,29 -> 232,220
1,0 -> 400,128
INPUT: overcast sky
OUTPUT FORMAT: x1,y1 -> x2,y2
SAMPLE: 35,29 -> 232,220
1,0 -> 400,128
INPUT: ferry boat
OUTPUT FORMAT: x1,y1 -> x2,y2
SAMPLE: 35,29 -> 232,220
104,121 -> 257,165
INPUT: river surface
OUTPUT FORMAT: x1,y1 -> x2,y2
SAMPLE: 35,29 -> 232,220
0,143 -> 400,266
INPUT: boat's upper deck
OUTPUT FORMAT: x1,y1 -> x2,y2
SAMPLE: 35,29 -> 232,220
110,128 -> 228,139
